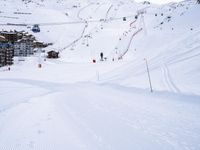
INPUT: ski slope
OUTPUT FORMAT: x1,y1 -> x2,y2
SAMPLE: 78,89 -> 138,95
0,0 -> 200,149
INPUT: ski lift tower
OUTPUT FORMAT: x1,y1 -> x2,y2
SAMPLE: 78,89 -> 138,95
137,7 -> 148,35
36,43 -> 44,68
38,47 -> 42,68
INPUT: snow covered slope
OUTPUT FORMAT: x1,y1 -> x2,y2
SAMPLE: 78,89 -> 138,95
0,0 -> 200,150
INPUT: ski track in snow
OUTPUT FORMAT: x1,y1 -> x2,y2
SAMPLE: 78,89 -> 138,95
61,3 -> 113,52
0,79 -> 200,150
161,64 -> 180,93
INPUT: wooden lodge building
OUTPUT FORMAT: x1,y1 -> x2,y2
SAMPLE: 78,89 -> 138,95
47,51 -> 59,59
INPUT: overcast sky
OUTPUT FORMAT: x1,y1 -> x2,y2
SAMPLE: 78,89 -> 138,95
135,0 -> 183,4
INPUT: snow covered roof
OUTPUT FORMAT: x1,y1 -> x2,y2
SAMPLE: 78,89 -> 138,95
0,35 -> 7,42
0,31 -> 17,35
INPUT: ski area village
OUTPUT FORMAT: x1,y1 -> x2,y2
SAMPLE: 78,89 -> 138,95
0,0 -> 200,149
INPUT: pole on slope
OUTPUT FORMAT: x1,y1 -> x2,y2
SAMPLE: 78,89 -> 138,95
38,47 -> 42,68
144,58 -> 153,92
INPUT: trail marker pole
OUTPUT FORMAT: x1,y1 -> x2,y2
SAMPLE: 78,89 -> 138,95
144,58 -> 153,92
38,48 -> 42,68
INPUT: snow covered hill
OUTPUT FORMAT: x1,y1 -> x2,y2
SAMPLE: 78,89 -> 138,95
0,0 -> 200,150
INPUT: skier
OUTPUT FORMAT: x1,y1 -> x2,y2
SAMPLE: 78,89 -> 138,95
100,52 -> 103,61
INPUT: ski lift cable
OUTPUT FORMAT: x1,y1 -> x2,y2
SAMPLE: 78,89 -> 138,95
0,14 -> 139,27
59,22 -> 88,52
0,6 -> 154,27
105,4 -> 113,20
60,4 -> 125,53
118,28 -> 143,59
59,5 -> 113,53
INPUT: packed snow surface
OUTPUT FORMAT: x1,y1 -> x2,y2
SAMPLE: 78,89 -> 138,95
0,0 -> 200,149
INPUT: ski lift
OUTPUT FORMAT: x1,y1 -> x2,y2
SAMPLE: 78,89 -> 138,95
123,17 -> 126,21
32,24 -> 40,33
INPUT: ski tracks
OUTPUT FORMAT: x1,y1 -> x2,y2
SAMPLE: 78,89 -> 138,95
161,64 -> 180,93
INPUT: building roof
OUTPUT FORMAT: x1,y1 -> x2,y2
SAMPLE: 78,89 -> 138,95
48,50 -> 59,53
0,35 -> 7,42
0,31 -> 17,35
16,38 -> 34,43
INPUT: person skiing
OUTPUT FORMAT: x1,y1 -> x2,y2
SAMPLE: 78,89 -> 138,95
100,52 -> 103,61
